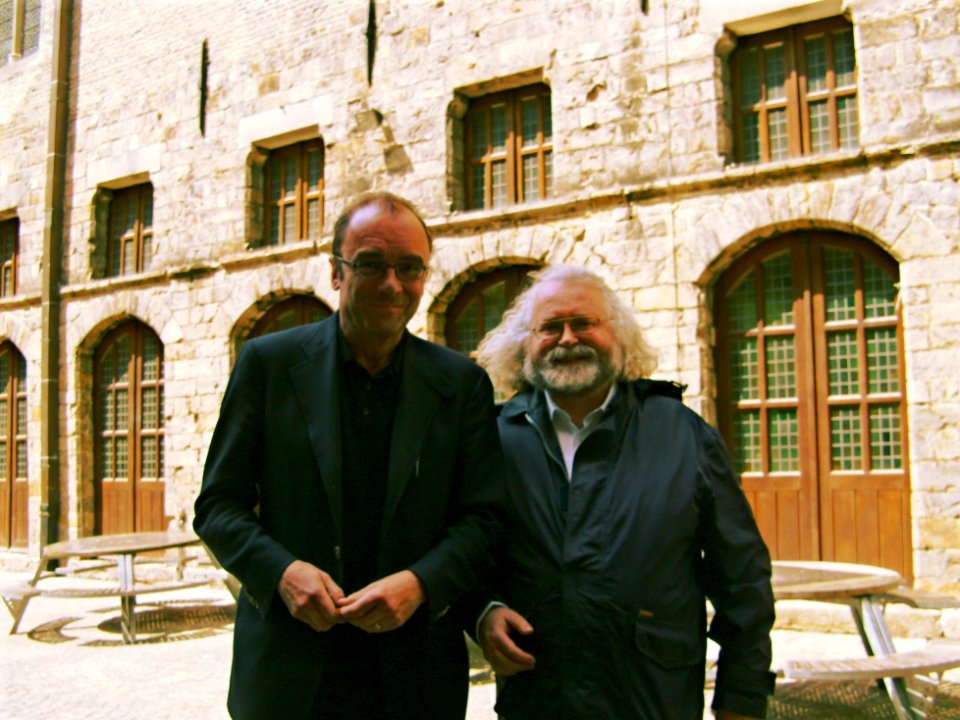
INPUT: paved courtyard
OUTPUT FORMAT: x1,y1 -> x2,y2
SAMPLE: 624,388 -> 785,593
1,570 -> 956,719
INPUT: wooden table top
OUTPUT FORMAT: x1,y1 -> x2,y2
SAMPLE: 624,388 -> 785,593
42,531 -> 201,560
772,560 -> 902,600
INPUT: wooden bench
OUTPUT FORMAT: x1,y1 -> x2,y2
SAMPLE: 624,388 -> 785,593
783,639 -> 960,681
2,577 -> 212,640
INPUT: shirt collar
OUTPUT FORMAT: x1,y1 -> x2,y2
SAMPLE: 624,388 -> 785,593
545,381 -> 618,430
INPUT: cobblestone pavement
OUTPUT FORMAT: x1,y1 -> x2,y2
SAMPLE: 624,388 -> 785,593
2,571 -> 955,720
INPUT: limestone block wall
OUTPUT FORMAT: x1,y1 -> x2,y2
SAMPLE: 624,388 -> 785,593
0,0 -> 957,592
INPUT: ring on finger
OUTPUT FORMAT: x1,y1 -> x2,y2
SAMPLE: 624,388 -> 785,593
373,622 -> 382,631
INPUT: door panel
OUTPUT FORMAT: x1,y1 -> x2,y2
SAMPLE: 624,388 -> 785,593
715,233 -> 912,578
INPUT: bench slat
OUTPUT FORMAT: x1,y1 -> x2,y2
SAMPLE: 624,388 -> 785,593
784,640 -> 960,681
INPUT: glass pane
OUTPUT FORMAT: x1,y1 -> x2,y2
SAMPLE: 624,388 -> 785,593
16,439 -> 26,477
471,165 -> 485,208
16,396 -> 25,430
0,353 -> 8,389
141,233 -> 152,271
142,388 -> 157,429
740,48 -> 760,106
831,406 -> 862,470
0,2 -> 12,59
284,159 -> 297,198
143,190 -> 153,229
765,336 -> 796,398
741,112 -> 760,163
805,36 -> 827,94
491,160 -> 507,208
768,408 -> 799,472
269,207 -> 280,245
544,151 -> 553,197
762,253 -> 793,326
733,410 -> 762,473
471,111 -> 487,159
307,148 -> 322,191
823,247 -> 856,321
283,204 -> 296,243
123,239 -> 135,274
23,0 -> 41,54
0,442 -> 7,476
731,337 -> 759,401
765,45 -> 786,100
142,437 -> 156,478
809,100 -> 830,153
116,388 -> 129,427
117,436 -> 128,475
102,391 -> 114,431
522,155 -> 539,200
0,400 -> 6,437
869,404 -> 901,470
491,104 -> 507,153
307,198 -> 319,239
828,330 -> 860,395
269,162 -> 281,202
837,96 -> 859,149
481,282 -> 506,334
543,101 -> 552,141
455,297 -> 479,353
834,30 -> 856,87
866,327 -> 899,394
521,98 -> 539,147
142,334 -> 159,381
768,108 -> 789,161
727,271 -> 758,331
102,438 -> 113,478
863,262 -> 896,318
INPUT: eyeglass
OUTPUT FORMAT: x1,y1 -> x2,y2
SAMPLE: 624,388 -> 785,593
533,315 -> 606,339
334,256 -> 428,283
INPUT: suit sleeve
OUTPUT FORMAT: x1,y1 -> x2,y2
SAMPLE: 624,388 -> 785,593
406,367 -> 506,619
193,341 -> 298,615
698,422 -> 777,718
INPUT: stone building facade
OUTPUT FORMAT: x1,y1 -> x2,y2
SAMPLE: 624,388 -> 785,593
0,0 -> 958,594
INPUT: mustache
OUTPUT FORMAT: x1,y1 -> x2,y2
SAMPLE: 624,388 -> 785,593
545,344 -> 598,363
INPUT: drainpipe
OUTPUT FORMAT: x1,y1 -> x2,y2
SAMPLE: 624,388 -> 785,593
39,0 -> 72,552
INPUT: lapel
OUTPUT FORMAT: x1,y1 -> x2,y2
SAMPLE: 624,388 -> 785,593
382,335 -> 455,534
289,315 -> 343,541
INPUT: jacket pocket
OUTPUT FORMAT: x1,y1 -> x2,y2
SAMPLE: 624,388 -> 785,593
633,618 -> 705,670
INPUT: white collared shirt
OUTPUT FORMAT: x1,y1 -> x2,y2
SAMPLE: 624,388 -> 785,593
545,383 -> 618,480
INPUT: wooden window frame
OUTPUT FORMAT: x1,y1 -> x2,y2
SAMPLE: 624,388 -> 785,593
732,16 -> 858,164
445,265 -> 537,356
0,343 -> 27,548
0,217 -> 18,297
250,296 -> 332,339
464,84 -> 552,210
107,183 -> 153,277
262,140 -> 324,246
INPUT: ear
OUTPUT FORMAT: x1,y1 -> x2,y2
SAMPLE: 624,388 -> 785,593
330,256 -> 341,289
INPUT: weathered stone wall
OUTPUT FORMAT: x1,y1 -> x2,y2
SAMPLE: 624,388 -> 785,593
0,0 -> 957,591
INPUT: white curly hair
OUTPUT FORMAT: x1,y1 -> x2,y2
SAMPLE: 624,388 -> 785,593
475,264 -> 659,397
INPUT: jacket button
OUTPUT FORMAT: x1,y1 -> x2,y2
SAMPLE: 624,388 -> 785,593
334,545 -> 342,560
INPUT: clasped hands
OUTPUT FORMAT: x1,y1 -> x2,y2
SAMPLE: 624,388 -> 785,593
278,560 -> 424,633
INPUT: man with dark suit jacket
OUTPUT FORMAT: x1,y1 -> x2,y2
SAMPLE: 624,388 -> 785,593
195,193 -> 505,720
473,264 -> 776,720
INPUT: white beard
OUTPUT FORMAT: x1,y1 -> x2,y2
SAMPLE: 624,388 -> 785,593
524,343 -> 619,395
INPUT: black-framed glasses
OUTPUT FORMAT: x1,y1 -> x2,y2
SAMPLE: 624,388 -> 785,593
533,315 -> 606,340
334,256 -> 428,283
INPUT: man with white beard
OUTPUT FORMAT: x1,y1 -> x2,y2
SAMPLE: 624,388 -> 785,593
473,264 -> 776,720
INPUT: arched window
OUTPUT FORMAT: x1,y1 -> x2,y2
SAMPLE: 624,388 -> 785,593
445,265 -> 538,357
0,343 -> 27,548
714,233 -> 910,577
94,321 -> 165,535
250,296 -> 332,339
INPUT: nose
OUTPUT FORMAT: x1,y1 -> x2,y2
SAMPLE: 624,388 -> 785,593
557,322 -> 579,345
377,266 -> 405,292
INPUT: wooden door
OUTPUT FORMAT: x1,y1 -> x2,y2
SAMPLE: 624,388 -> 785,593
95,322 -> 165,535
0,343 -> 27,548
715,233 -> 912,578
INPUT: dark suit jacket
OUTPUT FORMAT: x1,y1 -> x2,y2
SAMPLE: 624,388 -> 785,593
194,314 -> 504,720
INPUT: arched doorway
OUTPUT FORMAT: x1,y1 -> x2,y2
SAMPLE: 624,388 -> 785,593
714,232 -> 911,578
0,342 -> 27,547
94,321 -> 165,535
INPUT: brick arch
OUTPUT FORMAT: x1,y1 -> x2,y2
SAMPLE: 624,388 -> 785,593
426,257 -> 542,346
230,291 -> 333,363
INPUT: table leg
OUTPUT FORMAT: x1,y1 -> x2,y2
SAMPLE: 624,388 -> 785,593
117,554 -> 137,644
849,597 -> 918,720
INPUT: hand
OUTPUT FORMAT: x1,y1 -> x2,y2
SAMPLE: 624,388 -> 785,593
479,606 -> 536,676
337,570 -> 426,633
714,711 -> 762,720
277,560 -> 345,632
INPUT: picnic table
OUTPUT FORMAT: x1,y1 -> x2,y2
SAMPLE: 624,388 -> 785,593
772,560 -> 960,719
2,531 -> 227,643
